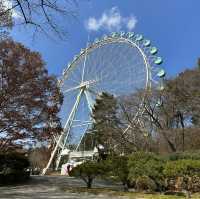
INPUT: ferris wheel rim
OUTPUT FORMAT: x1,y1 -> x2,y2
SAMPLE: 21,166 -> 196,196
58,32 -> 165,130
59,31 -> 166,137
58,35 -> 153,92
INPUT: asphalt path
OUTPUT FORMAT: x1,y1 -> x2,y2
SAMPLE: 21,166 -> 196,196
0,176 -> 128,199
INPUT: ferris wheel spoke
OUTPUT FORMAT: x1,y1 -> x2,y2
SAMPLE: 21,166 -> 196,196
63,84 -> 83,94
86,55 -> 145,92
84,90 -> 95,112
68,68 -> 82,83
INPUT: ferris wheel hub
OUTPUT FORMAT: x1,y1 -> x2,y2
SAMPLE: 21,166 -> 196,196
80,79 -> 98,89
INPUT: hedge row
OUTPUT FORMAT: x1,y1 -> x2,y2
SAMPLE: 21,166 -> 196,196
128,152 -> 200,193
0,151 -> 30,185
69,151 -> 200,193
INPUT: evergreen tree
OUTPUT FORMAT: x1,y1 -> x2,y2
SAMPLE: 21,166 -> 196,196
90,92 -> 121,154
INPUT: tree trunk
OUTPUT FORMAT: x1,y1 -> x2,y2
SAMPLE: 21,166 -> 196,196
185,190 -> 191,199
122,182 -> 129,192
87,178 -> 93,189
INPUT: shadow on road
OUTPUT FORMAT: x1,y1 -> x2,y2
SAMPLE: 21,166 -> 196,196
0,176 -> 125,199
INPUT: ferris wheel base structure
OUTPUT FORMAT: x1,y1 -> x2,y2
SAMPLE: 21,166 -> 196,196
60,149 -> 98,175
42,31 -> 166,175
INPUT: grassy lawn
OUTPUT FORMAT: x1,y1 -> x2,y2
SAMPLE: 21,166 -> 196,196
65,187 -> 200,199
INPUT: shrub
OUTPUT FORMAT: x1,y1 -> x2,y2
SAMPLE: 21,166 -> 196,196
135,176 -> 157,192
164,159 -> 200,198
69,160 -> 108,188
0,151 -> 30,185
164,159 -> 200,178
165,151 -> 200,161
106,155 -> 130,191
128,152 -> 165,191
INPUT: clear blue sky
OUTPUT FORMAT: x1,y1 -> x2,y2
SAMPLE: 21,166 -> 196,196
11,0 -> 200,78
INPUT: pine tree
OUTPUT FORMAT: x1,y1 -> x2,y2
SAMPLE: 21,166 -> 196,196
90,92 -> 121,154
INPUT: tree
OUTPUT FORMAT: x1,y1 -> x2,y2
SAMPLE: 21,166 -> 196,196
78,131 -> 95,151
91,92 -> 123,154
0,151 -> 30,184
69,160 -> 108,188
108,64 -> 200,154
125,65 -> 200,153
29,146 -> 51,173
90,91 -> 156,155
118,92 -> 159,153
0,39 -> 63,151
128,152 -> 165,191
0,0 -> 13,39
142,88 -> 183,153
153,66 -> 200,153
0,0 -> 78,39
107,155 -> 130,191
198,58 -> 200,70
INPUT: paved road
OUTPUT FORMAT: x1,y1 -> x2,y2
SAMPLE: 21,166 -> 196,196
0,176 -> 128,199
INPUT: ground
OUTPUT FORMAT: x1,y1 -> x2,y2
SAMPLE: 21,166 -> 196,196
0,176 -> 200,199
0,176 -> 126,199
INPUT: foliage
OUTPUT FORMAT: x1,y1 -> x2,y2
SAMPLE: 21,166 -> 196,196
87,61 -> 200,155
157,128 -> 200,153
0,0 -> 78,39
106,155 -> 130,190
0,151 -> 29,171
69,160 -> 109,188
0,151 -> 30,184
156,67 -> 200,152
135,176 -> 157,191
117,91 -> 158,153
125,64 -> 200,153
0,39 -> 63,151
90,92 -> 123,154
0,0 -> 12,39
173,69 -> 200,127
78,132 -> 95,151
165,151 -> 200,161
28,146 -> 51,173
128,152 -> 165,191
164,159 -> 200,198
164,159 -> 200,178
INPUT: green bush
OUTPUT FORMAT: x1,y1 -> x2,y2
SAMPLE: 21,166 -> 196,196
106,155 -> 130,190
165,151 -> 200,161
164,159 -> 200,177
0,151 -> 30,185
69,160 -> 109,188
135,176 -> 157,192
164,159 -> 200,198
128,152 -> 165,191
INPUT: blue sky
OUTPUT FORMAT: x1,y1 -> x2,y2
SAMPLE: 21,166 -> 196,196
11,0 -> 200,78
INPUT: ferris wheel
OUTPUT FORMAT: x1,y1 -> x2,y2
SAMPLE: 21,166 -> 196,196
42,31 -> 165,175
